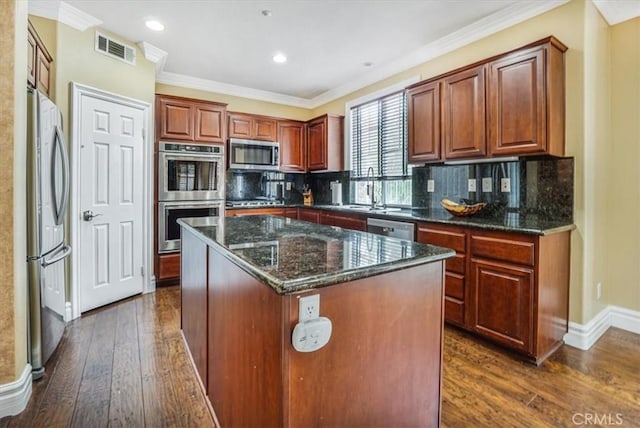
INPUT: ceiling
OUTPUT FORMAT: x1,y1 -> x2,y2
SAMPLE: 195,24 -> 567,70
29,0 -> 639,108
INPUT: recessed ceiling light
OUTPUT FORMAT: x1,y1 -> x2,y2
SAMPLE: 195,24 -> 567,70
145,20 -> 165,31
363,62 -> 373,67
261,10 -> 272,17
273,53 -> 287,64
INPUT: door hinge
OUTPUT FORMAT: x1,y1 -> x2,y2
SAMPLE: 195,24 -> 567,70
142,128 -> 146,141
140,266 -> 145,277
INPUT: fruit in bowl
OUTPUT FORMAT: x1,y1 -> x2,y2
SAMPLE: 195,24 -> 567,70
440,198 -> 487,217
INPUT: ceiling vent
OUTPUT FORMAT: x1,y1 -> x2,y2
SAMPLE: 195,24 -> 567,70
95,31 -> 136,65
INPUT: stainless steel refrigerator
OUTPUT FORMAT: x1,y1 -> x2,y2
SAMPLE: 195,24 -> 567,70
26,88 -> 71,379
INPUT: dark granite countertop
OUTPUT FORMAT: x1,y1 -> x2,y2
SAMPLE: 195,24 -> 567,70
226,204 -> 575,235
178,216 -> 455,295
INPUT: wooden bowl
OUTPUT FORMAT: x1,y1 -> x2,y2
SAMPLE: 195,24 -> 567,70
440,198 -> 487,217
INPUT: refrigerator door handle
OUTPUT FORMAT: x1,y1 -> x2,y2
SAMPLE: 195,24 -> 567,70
41,243 -> 72,267
52,124 -> 70,226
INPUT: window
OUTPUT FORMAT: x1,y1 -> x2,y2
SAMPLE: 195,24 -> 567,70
350,91 -> 412,206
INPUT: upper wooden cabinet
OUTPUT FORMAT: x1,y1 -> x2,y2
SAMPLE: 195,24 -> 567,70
307,114 -> 344,172
228,112 -> 277,142
488,39 -> 566,157
442,65 -> 487,159
407,36 -> 566,163
278,120 -> 306,172
28,20 -> 53,97
156,94 -> 227,143
407,81 -> 441,163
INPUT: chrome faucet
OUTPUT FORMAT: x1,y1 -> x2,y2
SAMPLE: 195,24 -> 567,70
366,166 -> 376,209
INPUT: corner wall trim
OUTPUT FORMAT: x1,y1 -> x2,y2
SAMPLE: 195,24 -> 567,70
564,305 -> 640,351
0,364 -> 32,418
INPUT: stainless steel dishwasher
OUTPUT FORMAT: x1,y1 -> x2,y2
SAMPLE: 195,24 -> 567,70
366,218 -> 415,241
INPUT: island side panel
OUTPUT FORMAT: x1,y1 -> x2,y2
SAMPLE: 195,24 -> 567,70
284,261 -> 445,428
207,249 -> 284,428
180,228 -> 209,391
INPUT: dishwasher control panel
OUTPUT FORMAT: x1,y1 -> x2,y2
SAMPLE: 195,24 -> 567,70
366,218 -> 415,241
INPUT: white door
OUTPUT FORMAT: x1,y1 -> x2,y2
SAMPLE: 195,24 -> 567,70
79,95 -> 145,312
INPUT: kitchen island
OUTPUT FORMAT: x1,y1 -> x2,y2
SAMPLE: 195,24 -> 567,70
178,215 -> 454,428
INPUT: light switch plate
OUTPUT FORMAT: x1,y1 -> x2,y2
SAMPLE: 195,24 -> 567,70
286,182 -> 292,191
501,178 -> 511,193
427,179 -> 435,193
468,179 -> 477,192
482,177 -> 492,192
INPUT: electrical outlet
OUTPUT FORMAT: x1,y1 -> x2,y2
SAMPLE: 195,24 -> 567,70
468,179 -> 477,192
299,294 -> 320,322
501,178 -> 511,193
596,282 -> 602,300
427,179 -> 435,193
482,177 -> 492,192
286,182 -> 292,191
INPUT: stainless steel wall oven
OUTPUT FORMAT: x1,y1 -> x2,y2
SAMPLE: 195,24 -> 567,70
158,142 -> 224,252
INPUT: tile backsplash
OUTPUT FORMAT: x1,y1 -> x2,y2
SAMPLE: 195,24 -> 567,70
225,157 -> 574,221
412,157 -> 574,220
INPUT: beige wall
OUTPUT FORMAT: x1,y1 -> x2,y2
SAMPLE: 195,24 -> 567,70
0,0 -> 28,385
155,83 -> 311,121
607,17 -> 640,312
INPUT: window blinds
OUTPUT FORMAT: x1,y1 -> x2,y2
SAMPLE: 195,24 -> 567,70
350,91 -> 407,178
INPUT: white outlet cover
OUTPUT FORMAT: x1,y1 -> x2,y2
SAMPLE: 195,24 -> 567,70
482,177 -> 492,192
286,182 -> 292,191
299,294 -> 320,322
501,178 -> 511,193
427,179 -> 435,193
468,179 -> 477,192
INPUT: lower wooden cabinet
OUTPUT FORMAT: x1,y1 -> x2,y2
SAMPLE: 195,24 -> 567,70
297,208 -> 321,223
158,253 -> 180,281
225,207 -> 297,218
319,212 -> 367,231
418,222 -> 570,364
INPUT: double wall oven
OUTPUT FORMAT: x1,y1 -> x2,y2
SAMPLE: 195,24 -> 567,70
158,142 -> 224,252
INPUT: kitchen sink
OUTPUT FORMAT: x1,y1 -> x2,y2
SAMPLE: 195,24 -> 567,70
341,205 -> 402,213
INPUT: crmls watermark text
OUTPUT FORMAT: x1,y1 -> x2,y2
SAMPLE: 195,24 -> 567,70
572,413 -> 624,425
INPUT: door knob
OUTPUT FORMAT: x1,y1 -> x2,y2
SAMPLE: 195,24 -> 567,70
83,210 -> 102,221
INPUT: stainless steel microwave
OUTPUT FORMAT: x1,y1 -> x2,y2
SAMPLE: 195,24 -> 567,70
228,138 -> 279,170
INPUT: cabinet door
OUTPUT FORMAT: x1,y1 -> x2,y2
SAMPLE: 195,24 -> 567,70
319,212 -> 366,231
488,47 -> 546,156
195,104 -> 225,143
278,121 -> 306,171
254,118 -> 277,142
228,113 -> 252,139
226,208 -> 285,217
443,66 -> 486,159
298,209 -> 320,223
407,81 -> 441,162
158,98 -> 195,141
307,118 -> 327,171
470,258 -> 533,353
27,29 -> 36,88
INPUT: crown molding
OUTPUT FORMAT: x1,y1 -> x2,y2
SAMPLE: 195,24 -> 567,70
156,72 -> 313,109
29,0 -> 102,31
593,0 -> 640,25
138,41 -> 168,72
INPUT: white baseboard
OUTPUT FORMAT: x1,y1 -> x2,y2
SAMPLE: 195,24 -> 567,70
564,305 -> 640,350
0,364 -> 32,418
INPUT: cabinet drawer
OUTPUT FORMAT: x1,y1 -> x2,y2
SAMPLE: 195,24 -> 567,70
446,254 -> 466,274
444,297 -> 464,325
417,226 -> 465,253
471,235 -> 535,266
445,272 -> 464,300
159,253 -> 180,279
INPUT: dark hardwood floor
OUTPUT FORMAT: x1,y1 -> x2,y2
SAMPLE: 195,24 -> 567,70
3,286 -> 639,427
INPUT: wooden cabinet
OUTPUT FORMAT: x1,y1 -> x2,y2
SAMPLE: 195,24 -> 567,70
319,212 -> 367,231
158,253 -> 180,281
407,36 -> 566,163
468,229 -> 570,364
226,207 -> 297,218
27,21 -> 53,97
488,39 -> 566,157
417,223 -> 468,326
278,121 -> 306,171
306,114 -> 344,171
156,95 -> 227,143
407,81 -> 441,163
442,65 -> 487,159
228,112 -> 278,142
297,208 -> 321,223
